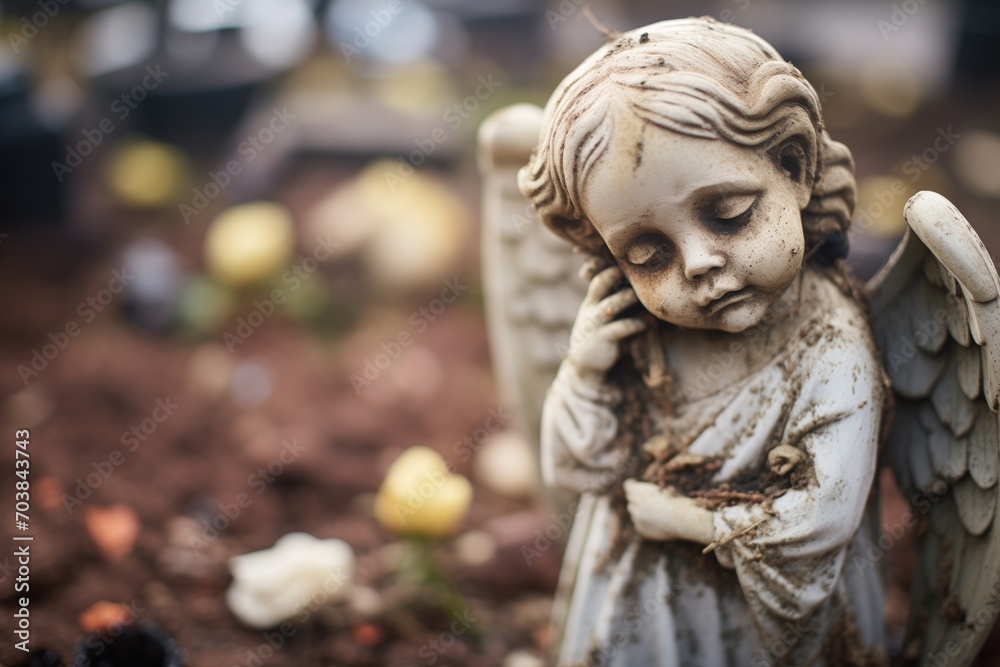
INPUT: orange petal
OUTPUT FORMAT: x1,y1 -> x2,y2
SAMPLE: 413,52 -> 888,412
84,505 -> 140,561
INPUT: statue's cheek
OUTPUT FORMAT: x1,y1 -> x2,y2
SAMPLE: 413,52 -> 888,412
622,271 -> 664,306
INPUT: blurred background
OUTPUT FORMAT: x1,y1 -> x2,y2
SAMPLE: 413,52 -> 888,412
1,0 -> 1000,664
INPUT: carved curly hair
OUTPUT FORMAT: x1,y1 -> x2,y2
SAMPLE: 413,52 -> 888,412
518,17 -> 856,266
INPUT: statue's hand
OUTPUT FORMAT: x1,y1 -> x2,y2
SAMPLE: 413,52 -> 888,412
624,479 -> 715,546
566,266 -> 646,384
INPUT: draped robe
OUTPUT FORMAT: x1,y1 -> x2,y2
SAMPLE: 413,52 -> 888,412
542,270 -> 887,666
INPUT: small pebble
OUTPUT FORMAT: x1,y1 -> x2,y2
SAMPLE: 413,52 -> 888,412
503,651 -> 546,667
348,585 -> 384,618
122,238 -> 183,332
229,361 -> 272,407
474,430 -> 539,499
351,622 -> 385,647
35,477 -> 64,512
454,530 -> 498,566
186,344 -> 234,399
3,387 -> 54,429
79,601 -> 133,633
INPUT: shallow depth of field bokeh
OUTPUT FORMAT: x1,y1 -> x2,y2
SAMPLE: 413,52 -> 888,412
2,0 -> 1000,665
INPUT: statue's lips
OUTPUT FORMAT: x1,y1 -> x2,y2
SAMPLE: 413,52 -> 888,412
705,286 -> 752,314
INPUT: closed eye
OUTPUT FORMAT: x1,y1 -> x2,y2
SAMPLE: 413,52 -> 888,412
717,204 -> 754,226
626,240 -> 672,271
707,194 -> 758,233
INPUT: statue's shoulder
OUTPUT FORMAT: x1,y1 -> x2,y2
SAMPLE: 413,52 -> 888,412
790,267 -> 884,389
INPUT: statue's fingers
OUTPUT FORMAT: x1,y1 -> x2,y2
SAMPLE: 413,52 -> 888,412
584,266 -> 623,305
597,288 -> 638,319
624,479 -> 658,508
623,479 -> 645,505
600,318 -> 647,341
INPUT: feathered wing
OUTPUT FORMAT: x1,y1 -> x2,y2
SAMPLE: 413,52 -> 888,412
477,104 -> 587,456
868,191 -> 1000,667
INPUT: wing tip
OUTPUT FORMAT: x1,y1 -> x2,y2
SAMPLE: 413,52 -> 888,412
904,191 -> 999,304
477,104 -> 544,170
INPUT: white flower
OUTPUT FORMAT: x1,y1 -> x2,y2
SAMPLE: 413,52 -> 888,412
226,532 -> 354,629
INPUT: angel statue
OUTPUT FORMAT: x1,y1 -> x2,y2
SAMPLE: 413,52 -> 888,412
477,17 -> 1000,667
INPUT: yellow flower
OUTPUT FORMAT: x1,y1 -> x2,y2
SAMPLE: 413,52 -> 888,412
375,447 -> 472,538
204,202 -> 295,288
105,139 -> 191,209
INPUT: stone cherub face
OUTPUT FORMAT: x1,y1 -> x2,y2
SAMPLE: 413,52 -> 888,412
582,124 -> 811,333
519,19 -> 858,337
